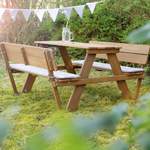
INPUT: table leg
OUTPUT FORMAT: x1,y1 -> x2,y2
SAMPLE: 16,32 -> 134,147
107,53 -> 132,99
67,53 -> 96,111
22,74 -> 37,93
59,47 -> 76,74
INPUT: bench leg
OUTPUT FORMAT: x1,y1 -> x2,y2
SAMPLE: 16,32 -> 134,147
51,81 -> 62,109
8,70 -> 19,95
107,53 -> 132,99
67,54 -> 96,111
134,78 -> 142,100
22,74 -> 37,93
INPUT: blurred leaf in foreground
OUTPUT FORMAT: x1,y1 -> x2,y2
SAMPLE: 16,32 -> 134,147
0,119 -> 11,145
137,132 -> 150,150
127,22 -> 150,43
25,103 -> 128,150
109,139 -> 129,150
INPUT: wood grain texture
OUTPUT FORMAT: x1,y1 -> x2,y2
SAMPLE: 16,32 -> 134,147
107,53 -> 132,99
90,41 -> 150,65
67,53 -> 96,111
35,41 -> 120,50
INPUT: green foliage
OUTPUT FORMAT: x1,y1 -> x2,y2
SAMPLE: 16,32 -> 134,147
24,103 -> 128,150
37,0 -> 149,58
130,94 -> 150,150
1,0 -> 149,58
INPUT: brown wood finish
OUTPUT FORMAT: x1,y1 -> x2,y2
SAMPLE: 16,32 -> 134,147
1,43 -> 19,95
90,41 -> 150,54
107,53 -> 132,99
67,53 -> 96,111
56,74 -> 144,86
97,53 -> 148,65
44,50 -> 62,109
34,40 -> 148,111
2,41 -> 148,111
22,74 -> 37,93
90,41 -> 150,65
35,41 -> 121,50
21,47 -> 29,65
59,46 -> 76,74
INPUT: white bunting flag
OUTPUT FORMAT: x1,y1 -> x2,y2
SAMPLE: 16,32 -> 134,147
74,5 -> 85,18
86,2 -> 98,14
34,9 -> 46,22
63,7 -> 72,20
9,9 -> 19,21
48,8 -> 59,22
22,9 -> 32,21
0,9 -> 5,20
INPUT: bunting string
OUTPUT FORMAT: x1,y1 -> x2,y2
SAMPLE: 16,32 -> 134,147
0,1 -> 101,22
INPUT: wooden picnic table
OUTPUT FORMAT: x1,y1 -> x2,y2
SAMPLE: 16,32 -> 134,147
35,41 -> 132,111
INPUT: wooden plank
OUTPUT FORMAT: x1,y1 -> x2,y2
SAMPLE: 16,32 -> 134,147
22,74 -> 37,93
2,42 -> 49,68
67,53 -> 96,111
87,49 -> 119,54
34,41 -> 121,50
57,74 -> 144,86
97,52 -> 148,64
90,41 -> 150,55
59,46 -> 76,73
1,43 -> 19,95
107,53 -> 132,99
4,43 -> 24,64
21,47 -> 29,65
23,46 -> 47,68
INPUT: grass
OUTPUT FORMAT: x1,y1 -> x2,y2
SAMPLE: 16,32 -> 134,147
0,67 -> 150,150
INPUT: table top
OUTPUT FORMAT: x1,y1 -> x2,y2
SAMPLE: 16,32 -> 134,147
35,41 -> 121,50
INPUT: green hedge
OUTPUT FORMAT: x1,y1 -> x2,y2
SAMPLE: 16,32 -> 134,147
17,0 -> 150,58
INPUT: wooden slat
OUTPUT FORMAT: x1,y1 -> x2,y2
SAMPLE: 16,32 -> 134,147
23,46 -> 47,68
57,74 -> 144,86
90,41 -> 150,65
90,41 -> 150,55
2,42 -> 49,68
87,49 -> 119,54
4,43 -> 25,64
97,53 -> 148,64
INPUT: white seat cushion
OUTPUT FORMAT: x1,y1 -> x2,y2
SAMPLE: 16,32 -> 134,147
73,60 -> 144,73
10,64 -> 80,79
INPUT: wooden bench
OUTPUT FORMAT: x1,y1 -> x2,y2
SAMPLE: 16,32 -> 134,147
73,41 -> 150,99
1,42 -> 80,109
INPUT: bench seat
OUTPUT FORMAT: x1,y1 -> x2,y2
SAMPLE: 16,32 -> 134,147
73,60 -> 144,73
10,64 -> 80,79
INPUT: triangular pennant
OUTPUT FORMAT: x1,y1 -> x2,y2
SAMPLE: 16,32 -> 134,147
47,8 -> 59,22
0,9 -> 5,20
21,9 -> 32,21
86,2 -> 98,14
9,9 -> 19,21
74,5 -> 85,18
34,9 -> 46,22
63,7 -> 72,20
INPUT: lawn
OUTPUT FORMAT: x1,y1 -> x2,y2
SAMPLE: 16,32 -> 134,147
0,66 -> 150,149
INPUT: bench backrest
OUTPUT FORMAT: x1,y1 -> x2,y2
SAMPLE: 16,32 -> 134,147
1,42 -> 49,68
90,41 -> 150,65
